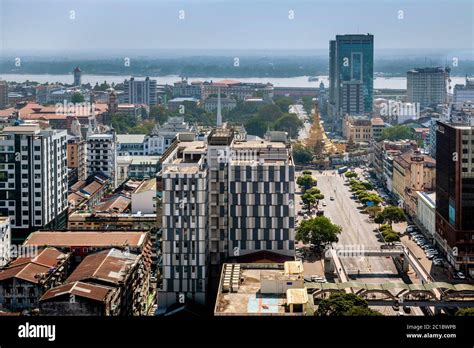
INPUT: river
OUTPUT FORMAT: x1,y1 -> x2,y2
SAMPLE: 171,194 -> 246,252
0,74 -> 468,90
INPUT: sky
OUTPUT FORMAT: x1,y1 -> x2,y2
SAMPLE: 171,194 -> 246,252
0,0 -> 473,55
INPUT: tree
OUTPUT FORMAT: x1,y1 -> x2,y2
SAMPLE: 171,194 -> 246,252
273,113 -> 303,139
302,192 -> 317,212
345,171 -> 358,179
274,96 -> 294,113
365,205 -> 382,218
301,96 -> 313,115
296,174 -> 317,192
374,213 -> 385,225
293,144 -> 313,165
71,92 -> 85,104
380,125 -> 414,141
149,105 -> 170,124
295,216 -> 342,248
380,206 -> 406,226
302,170 -> 312,175
316,293 -> 382,316
455,308 -> 474,316
257,104 -> 283,123
245,117 -> 268,137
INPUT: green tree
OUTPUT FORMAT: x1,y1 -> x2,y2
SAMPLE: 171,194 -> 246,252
380,206 -> 406,226
273,113 -> 303,139
302,192 -> 317,212
317,293 -> 382,316
274,96 -> 294,113
295,216 -> 342,247
149,105 -> 170,124
293,144 -> 313,165
345,171 -> 358,179
380,125 -> 414,141
455,308 -> 474,316
296,174 -> 317,192
71,92 -> 85,104
245,117 -> 268,137
257,104 -> 283,123
302,170 -> 312,175
301,96 -> 313,115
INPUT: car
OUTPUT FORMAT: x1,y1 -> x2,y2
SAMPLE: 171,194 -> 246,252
456,272 -> 466,280
330,196 -> 335,201
392,302 -> 400,311
433,260 -> 443,266
403,306 -> 411,314
303,214 -> 308,219
311,275 -> 324,282
297,210 -> 304,216
322,201 -> 327,206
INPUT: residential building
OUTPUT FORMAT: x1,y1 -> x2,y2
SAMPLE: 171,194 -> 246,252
172,80 -> 203,99
117,118 -> 193,156
453,76 -> 474,104
407,67 -> 449,108
0,217 -> 11,266
328,34 -> 374,131
67,135 -> 87,185
40,248 -> 150,316
392,150 -> 436,216
157,128 -> 295,311
0,124 -> 68,242
23,231 -> 152,266
371,117 -> 385,140
0,81 -> 8,109
201,80 -> 272,101
87,132 -> 117,188
0,247 -> 71,311
435,115 -> 474,275
343,115 -> 372,142
67,172 -> 110,213
203,97 -> 237,112
416,191 -> 436,241
131,178 -> 156,214
123,77 -> 157,106
68,212 -> 156,231
116,156 -> 160,181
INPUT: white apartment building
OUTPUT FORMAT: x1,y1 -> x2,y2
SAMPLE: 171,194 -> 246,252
86,133 -> 117,188
453,77 -> 474,104
0,217 -> 11,266
0,124 -> 68,241
123,77 -> 157,106
416,191 -> 436,240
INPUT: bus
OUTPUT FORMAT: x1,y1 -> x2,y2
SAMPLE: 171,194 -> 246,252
337,166 -> 348,174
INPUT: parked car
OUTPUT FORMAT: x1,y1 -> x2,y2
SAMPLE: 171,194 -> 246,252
311,275 -> 325,282
322,201 -> 327,206
456,272 -> 466,280
392,302 -> 400,311
433,259 -> 443,266
403,306 -> 411,314
330,196 -> 335,201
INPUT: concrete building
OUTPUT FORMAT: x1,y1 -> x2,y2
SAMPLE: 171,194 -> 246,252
416,191 -> 436,241
167,97 -> 199,111
117,117 -> 193,156
67,135 -> 87,185
0,124 -> 68,242
407,67 -> 449,108
116,155 -> 160,181
68,212 -> 156,231
131,178 -> 156,214
214,261 -> 308,316
343,115 -> 372,142
392,149 -> 436,216
371,117 -> 385,140
0,80 -> 8,109
68,173 -> 110,214
201,80 -> 272,101
172,80 -> 203,99
40,248 -> 150,316
0,217 -> 11,267
123,77 -> 157,106
435,114 -> 474,275
87,132 -> 117,188
203,97 -> 237,112
453,76 -> 474,104
0,247 -> 71,312
157,128 -> 295,311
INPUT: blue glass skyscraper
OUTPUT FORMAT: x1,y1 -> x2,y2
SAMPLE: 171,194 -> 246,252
328,34 -> 374,131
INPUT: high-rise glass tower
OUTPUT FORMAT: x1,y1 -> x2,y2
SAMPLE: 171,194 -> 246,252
329,34 -> 374,131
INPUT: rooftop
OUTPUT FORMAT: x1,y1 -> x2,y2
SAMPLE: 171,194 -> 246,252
117,134 -> 146,144
40,281 -> 114,302
66,248 -> 139,285
24,231 -> 148,248
134,178 -> 156,194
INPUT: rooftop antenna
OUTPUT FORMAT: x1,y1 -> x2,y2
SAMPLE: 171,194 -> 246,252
217,86 -> 222,127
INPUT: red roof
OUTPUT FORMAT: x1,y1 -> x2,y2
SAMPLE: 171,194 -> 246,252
40,281 -> 114,302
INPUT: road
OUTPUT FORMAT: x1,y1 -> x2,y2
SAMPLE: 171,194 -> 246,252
295,168 -> 424,315
290,104 -> 311,141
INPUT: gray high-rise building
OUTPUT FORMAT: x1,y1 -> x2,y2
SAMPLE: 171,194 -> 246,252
407,67 -> 449,108
0,80 -> 8,109
328,34 -> 374,132
124,77 -> 157,106
156,129 -> 295,311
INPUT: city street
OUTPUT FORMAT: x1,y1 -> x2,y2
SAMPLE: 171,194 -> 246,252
295,169 -> 423,315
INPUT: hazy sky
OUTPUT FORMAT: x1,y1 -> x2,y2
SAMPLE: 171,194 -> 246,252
1,0 -> 473,54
